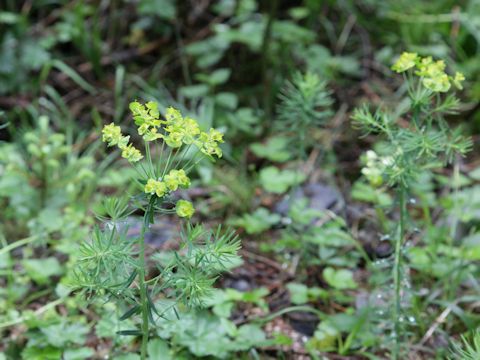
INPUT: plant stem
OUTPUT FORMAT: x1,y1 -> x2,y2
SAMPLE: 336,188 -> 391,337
0,235 -> 38,257
261,0 -> 278,120
138,200 -> 154,359
40,153 -> 48,209
392,187 -> 406,359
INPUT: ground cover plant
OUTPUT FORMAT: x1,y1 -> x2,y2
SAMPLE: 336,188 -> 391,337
1,1 -> 480,359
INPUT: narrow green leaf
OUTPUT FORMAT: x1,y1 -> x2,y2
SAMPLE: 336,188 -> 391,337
119,305 -> 141,321
117,329 -> 142,336
51,60 -> 96,94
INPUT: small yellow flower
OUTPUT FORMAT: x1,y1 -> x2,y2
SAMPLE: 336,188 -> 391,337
165,107 -> 183,124
165,131 -> 183,148
416,59 -> 446,78
422,73 -> 451,93
452,72 -> 465,90
155,182 -> 167,197
208,128 -> 224,143
144,178 -> 167,197
181,117 -> 200,144
197,129 -> 223,158
137,123 -> 150,136
130,101 -> 163,140
145,101 -> 160,118
392,52 -> 418,73
414,56 -> 433,77
175,200 -> 195,218
121,144 -> 143,162
175,169 -> 190,187
164,169 -> 191,191
102,123 -> 128,147
142,128 -> 163,142
144,179 -> 157,194
163,110 -> 201,146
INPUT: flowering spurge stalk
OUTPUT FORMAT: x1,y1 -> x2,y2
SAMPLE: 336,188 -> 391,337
74,102 -> 240,359
352,53 -> 472,359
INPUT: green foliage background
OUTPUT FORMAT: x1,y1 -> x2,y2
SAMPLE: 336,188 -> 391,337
1,0 -> 480,359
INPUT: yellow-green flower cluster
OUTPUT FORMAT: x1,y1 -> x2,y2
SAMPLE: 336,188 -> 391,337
129,101 -> 163,142
163,107 -> 201,148
196,128 -> 224,158
143,172 -> 195,219
164,169 -> 190,191
452,71 -> 465,90
144,170 -> 191,197
175,199 -> 195,218
102,123 -> 129,148
391,52 -> 465,93
391,52 -> 418,73
161,106 -> 223,156
127,102 -> 224,158
144,178 -> 168,197
102,123 -> 143,163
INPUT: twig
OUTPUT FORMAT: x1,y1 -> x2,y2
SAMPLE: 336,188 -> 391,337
419,304 -> 454,346
240,249 -> 286,273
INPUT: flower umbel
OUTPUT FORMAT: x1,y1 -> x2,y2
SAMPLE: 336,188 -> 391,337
121,144 -> 143,163
197,128 -> 224,158
392,52 -> 418,73
392,53 -> 466,93
452,72 -> 465,90
130,101 -> 164,142
102,123 -> 142,162
164,169 -> 191,191
102,123 -> 129,148
176,200 -> 195,218
144,179 -> 167,197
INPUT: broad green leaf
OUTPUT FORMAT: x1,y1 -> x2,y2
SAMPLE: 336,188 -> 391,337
158,310 -> 232,358
322,267 -> 357,290
286,282 -> 308,304
306,321 -> 338,352
139,0 -> 176,20
41,321 -> 89,347
232,324 -> 266,351
63,347 -> 95,360
115,355 -> 141,360
215,92 -> 238,109
196,68 -> 231,86
351,181 -> 392,206
259,166 -> 306,194
21,345 -> 62,360
179,84 -> 209,98
231,207 -> 281,234
22,257 -> 63,285
250,137 -> 291,162
148,338 -> 171,360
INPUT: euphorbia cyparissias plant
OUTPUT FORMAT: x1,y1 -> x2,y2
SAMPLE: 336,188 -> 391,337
352,53 -> 471,359
74,102 -> 240,360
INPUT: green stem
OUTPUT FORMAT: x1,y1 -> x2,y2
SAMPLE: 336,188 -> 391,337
162,150 -> 173,178
0,297 -> 64,330
261,0 -> 278,120
138,199 -> 154,359
0,235 -> 38,257
375,191 -> 390,233
447,159 -> 461,301
40,153 -> 48,209
392,187 -> 407,359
